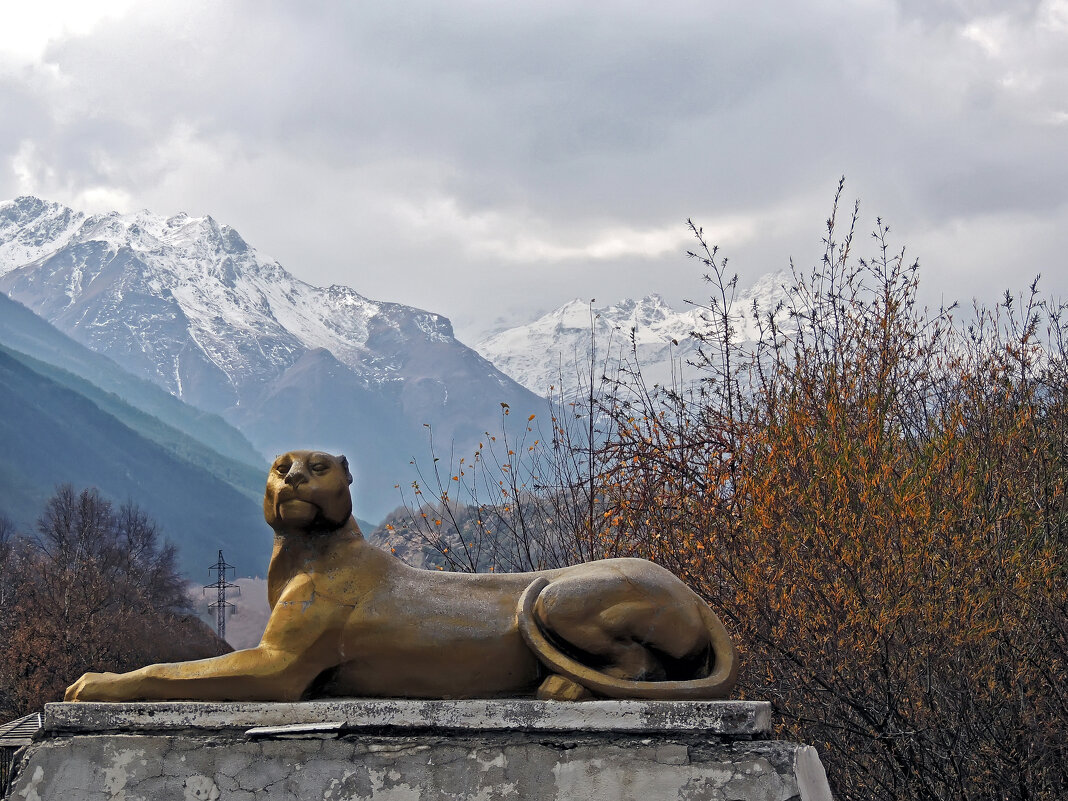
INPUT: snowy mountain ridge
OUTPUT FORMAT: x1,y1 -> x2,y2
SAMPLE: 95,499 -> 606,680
0,196 -> 460,401
475,274 -> 789,397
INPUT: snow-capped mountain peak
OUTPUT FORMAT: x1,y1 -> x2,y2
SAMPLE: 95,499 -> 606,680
0,196 -> 86,269
475,277 -> 788,397
0,197 -> 405,399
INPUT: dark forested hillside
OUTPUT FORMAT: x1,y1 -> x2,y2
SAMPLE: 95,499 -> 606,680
0,348 -> 269,576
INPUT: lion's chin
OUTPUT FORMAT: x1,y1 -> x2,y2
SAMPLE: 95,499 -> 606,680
276,499 -> 319,526
271,499 -> 349,535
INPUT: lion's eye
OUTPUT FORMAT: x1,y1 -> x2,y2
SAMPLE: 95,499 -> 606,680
275,463 -> 291,475
311,463 -> 329,473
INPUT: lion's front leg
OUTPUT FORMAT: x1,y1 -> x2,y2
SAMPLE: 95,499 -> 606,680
64,646 -> 325,702
64,573 -> 345,703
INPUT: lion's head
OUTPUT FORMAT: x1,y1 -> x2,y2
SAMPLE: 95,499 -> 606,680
264,450 -> 354,534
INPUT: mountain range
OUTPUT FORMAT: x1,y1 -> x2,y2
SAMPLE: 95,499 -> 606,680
0,197 -> 543,525
475,275 -> 788,397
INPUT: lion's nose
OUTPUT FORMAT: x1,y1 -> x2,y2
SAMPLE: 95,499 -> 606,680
284,461 -> 308,487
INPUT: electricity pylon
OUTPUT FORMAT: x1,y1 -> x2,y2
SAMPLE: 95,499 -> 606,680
204,550 -> 239,642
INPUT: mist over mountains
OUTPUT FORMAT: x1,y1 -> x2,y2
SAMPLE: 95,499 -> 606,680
0,196 -> 543,528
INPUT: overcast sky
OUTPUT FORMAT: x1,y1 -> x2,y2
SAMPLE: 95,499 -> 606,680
1,1 -> 1066,341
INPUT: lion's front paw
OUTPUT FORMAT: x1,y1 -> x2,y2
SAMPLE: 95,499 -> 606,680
65,672 -> 122,702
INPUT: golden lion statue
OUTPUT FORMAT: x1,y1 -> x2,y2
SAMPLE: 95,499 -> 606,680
66,450 -> 736,702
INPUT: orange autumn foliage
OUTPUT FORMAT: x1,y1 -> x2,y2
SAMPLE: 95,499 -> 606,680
588,189 -> 1068,801
389,183 -> 1065,800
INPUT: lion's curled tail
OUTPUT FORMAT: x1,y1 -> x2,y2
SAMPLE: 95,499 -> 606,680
516,576 -> 738,700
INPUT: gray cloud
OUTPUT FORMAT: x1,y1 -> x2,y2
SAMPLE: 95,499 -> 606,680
1,0 -> 1065,340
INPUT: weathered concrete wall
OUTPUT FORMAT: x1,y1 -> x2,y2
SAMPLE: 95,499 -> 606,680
6,700 -> 832,801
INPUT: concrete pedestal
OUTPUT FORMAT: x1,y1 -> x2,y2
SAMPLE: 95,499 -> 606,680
6,700 -> 832,800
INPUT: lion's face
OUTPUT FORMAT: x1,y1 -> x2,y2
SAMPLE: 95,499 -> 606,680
264,450 -> 354,534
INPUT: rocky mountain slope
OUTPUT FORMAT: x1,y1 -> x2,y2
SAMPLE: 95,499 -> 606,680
0,197 -> 543,521
475,276 -> 788,397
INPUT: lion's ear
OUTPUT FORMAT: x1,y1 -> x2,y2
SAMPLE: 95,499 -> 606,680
339,455 -> 353,485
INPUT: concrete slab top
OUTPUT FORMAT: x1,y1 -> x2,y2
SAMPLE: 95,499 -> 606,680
44,699 -> 771,737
